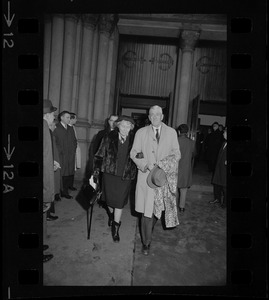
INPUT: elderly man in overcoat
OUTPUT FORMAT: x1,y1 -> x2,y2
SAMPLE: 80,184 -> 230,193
130,105 -> 181,255
43,99 -> 57,262
53,111 -> 77,199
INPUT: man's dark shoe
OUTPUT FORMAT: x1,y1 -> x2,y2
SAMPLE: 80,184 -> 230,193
61,194 -> 73,199
46,215 -> 58,221
209,199 -> 220,204
69,187 -> 77,191
55,194 -> 61,201
43,245 -> 49,251
142,244 -> 150,256
43,254 -> 53,263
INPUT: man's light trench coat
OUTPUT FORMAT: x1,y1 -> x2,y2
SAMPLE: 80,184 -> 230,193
130,123 -> 181,218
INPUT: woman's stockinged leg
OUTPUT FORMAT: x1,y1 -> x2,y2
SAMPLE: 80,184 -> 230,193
114,208 -> 123,223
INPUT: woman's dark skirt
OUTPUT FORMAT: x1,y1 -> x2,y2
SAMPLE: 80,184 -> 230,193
103,173 -> 131,209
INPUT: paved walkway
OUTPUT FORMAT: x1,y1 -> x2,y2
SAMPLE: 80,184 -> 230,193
43,162 -> 226,288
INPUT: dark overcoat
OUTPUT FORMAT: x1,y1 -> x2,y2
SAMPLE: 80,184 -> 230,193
53,122 -> 77,176
205,129 -> 224,168
43,120 -> 54,202
212,141 -> 227,187
177,135 -> 196,188
94,129 -> 137,180
50,130 -> 62,194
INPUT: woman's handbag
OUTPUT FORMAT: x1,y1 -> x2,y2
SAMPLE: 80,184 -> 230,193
75,175 -> 102,239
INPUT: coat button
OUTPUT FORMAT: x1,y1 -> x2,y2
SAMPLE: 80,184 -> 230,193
152,151 -> 155,153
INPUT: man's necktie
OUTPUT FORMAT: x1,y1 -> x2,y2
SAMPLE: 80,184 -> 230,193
156,128 -> 160,144
120,136 -> 125,144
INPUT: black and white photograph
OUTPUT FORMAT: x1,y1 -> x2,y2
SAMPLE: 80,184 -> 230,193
42,13 -> 227,286
2,0 -> 267,298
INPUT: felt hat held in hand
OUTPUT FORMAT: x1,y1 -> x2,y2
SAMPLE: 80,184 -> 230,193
147,165 -> 167,188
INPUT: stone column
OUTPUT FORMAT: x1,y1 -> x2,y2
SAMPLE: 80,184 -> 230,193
43,15 -> 52,100
92,14 -> 118,126
71,17 -> 83,114
87,28 -> 99,125
77,14 -> 99,122
59,14 -> 78,113
108,27 -> 119,114
48,14 -> 64,110
104,30 -> 116,118
173,30 -> 200,127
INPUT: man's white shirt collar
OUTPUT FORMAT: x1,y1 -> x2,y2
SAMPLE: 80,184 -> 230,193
61,121 -> 67,129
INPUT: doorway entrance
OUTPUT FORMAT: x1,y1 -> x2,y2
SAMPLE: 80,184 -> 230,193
116,92 -> 171,130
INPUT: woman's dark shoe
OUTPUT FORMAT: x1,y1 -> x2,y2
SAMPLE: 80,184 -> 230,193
179,207 -> 185,213
111,221 -> 121,242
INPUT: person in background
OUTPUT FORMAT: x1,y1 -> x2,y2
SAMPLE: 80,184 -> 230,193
68,112 -> 81,191
209,127 -> 227,208
130,105 -> 181,256
203,127 -> 212,161
93,116 -> 137,242
193,127 -> 204,167
88,114 -> 119,207
176,124 -> 196,214
53,111 -> 77,199
204,122 -> 223,172
43,99 -> 57,263
49,119 -> 62,202
46,120 -> 61,221
218,124 -> 224,133
92,114 -> 119,156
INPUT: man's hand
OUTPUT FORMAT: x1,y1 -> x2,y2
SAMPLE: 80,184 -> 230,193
54,160 -> 61,171
142,163 -> 155,173
147,163 -> 155,171
142,164 -> 148,173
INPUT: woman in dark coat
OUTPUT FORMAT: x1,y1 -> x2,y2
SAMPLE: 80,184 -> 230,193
94,115 -> 137,242
210,127 -> 227,208
176,124 -> 196,213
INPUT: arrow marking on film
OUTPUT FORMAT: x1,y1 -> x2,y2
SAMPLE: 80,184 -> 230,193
4,1 -> 15,27
4,134 -> 15,161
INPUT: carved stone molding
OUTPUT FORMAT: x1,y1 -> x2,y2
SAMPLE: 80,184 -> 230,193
82,14 -> 99,30
98,14 -> 119,37
180,30 -> 200,52
196,56 -> 222,74
64,14 -> 80,23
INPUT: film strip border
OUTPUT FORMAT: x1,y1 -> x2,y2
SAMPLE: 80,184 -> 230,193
2,3 -> 267,298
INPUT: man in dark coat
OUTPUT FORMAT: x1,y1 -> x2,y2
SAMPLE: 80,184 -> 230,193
210,127 -> 227,208
205,122 -> 224,172
53,111 -> 77,199
43,99 -> 57,262
176,124 -> 196,213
